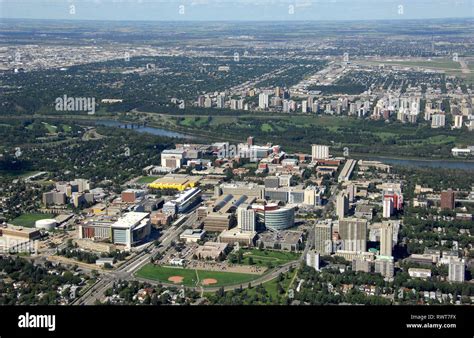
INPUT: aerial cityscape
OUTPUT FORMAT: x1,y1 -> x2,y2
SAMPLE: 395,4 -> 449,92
0,0 -> 472,335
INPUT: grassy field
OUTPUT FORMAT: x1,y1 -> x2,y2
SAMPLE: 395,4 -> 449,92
136,264 -> 259,287
240,249 -> 300,267
245,268 -> 297,300
136,176 -> 159,184
11,213 -> 55,228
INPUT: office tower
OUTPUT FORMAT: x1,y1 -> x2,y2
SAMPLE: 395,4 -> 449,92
258,93 -> 269,109
311,144 -> 329,161
380,223 -> 393,257
315,221 -> 332,254
306,251 -> 320,271
336,193 -> 349,220
383,197 -> 393,218
339,218 -> 367,252
440,189 -> 455,210
237,205 -> 256,232
346,184 -> 356,203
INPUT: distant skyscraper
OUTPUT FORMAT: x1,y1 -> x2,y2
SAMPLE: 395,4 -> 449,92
315,221 -> 332,254
383,197 -> 394,218
258,93 -> 269,109
339,218 -> 367,252
380,223 -> 393,257
302,100 -> 308,113
440,189 -> 455,210
311,144 -> 329,161
431,113 -> 446,128
336,193 -> 349,220
454,115 -> 463,129
216,95 -> 225,108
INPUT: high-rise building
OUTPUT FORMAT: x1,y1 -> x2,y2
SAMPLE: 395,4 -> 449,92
383,197 -> 394,218
258,93 -> 269,109
374,256 -> 394,279
216,95 -> 225,108
302,100 -> 308,113
346,184 -> 356,203
380,223 -> 393,257
431,113 -> 446,128
440,189 -> 455,210
306,250 -> 320,271
454,115 -> 463,129
237,205 -> 256,233
315,221 -> 332,254
448,258 -> 465,283
339,218 -> 367,252
311,144 -> 329,161
336,193 -> 349,219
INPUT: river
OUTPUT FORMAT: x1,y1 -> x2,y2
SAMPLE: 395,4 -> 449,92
366,156 -> 474,171
94,120 -> 193,139
95,120 -> 474,170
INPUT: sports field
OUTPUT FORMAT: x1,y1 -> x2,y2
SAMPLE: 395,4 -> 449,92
136,264 -> 259,287
11,213 -> 56,228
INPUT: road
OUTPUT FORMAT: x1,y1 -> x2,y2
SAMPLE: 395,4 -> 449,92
74,183 -> 338,303
72,212 -> 197,305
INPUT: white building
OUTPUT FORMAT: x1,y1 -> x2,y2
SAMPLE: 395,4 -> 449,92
161,149 -> 186,169
237,205 -> 256,232
448,258 -> 465,283
431,114 -> 446,128
258,93 -> 269,109
383,197 -> 394,218
111,212 -> 151,249
311,144 -> 329,161
408,268 -> 432,279
306,250 -> 320,271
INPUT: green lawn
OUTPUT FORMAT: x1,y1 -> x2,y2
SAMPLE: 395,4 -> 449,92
136,176 -> 159,184
136,264 -> 259,287
11,213 -> 56,228
240,249 -> 300,267
245,268 -> 297,300
261,123 -> 274,132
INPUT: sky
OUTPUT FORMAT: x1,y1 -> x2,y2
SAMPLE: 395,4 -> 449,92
0,0 -> 473,21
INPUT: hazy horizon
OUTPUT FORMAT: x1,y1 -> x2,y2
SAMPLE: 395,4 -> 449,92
1,0 -> 473,22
